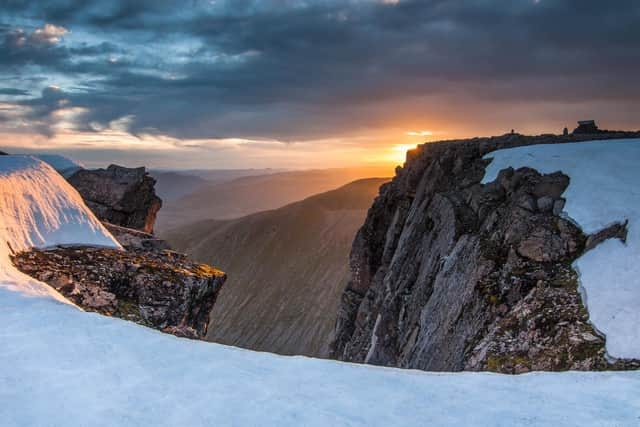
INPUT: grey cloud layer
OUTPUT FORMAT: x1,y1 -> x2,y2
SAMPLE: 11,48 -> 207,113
1,0 -> 639,139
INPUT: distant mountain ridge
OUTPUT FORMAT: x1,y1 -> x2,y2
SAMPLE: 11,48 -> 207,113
156,166 -> 394,232
150,171 -> 210,202
150,168 -> 285,202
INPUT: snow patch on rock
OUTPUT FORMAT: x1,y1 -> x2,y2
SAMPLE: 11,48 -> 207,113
483,139 -> 640,359
0,155 -> 119,298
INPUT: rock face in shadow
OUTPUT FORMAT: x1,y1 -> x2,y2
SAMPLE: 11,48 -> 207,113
68,165 -> 162,233
331,132 -> 640,373
12,246 -> 226,339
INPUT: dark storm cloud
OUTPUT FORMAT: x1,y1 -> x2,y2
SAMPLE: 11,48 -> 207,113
0,87 -> 28,95
2,0 -> 640,139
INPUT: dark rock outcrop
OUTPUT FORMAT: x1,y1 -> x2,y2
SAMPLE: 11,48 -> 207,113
584,221 -> 628,252
331,131 -> 640,373
68,165 -> 162,233
12,246 -> 226,339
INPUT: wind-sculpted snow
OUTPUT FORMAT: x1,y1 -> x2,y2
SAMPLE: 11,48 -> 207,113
0,156 -> 120,298
483,139 -> 640,359
2,152 -> 640,426
31,154 -> 84,178
0,156 -> 119,252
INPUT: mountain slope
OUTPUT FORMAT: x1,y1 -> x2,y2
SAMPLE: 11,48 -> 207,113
164,178 -> 389,357
150,171 -> 210,202
156,166 -> 394,232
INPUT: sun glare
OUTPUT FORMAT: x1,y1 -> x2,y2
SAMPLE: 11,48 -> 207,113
406,130 -> 433,137
390,143 -> 418,163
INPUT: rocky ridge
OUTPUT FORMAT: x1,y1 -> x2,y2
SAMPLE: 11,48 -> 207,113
11,162 -> 226,340
331,130 -> 640,373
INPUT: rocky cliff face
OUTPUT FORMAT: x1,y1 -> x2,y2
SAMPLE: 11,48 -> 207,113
331,131 -> 640,373
12,245 -> 225,339
68,165 -> 162,233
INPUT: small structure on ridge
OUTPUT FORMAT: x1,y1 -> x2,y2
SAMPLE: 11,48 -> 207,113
573,120 -> 600,134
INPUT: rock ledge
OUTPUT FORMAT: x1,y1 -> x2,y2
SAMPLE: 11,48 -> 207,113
12,246 -> 225,339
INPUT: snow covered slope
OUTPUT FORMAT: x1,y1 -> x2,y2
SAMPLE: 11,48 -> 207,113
483,139 -> 640,359
1,152 -> 640,426
0,156 -> 119,298
3,291 -> 640,427
31,154 -> 84,178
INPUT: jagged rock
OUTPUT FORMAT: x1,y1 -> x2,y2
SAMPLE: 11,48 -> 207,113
0,151 -> 7,155
68,165 -> 162,233
11,246 -> 226,339
584,221 -> 628,251
331,131 -> 640,373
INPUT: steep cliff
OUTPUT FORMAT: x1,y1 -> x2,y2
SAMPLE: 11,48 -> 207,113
331,132 -> 640,373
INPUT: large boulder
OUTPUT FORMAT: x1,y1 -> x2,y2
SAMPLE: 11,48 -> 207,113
68,165 -> 162,233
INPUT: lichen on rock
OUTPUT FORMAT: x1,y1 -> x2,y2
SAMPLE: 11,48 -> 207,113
11,246 -> 226,339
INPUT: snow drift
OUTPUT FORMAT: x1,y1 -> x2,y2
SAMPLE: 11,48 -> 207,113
0,156 -> 119,298
1,153 -> 640,426
31,154 -> 84,178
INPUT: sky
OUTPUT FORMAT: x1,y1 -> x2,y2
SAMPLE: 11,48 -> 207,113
0,0 -> 639,169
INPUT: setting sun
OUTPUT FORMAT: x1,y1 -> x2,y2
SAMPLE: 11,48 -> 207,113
390,143 -> 418,163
